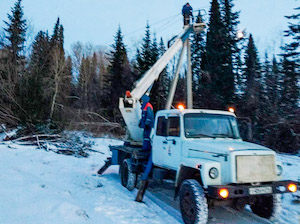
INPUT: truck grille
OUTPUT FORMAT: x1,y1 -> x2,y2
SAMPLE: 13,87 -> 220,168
236,155 -> 276,183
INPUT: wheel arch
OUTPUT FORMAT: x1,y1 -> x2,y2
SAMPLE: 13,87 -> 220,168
175,165 -> 203,199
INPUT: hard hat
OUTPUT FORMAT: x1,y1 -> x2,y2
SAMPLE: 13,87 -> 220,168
141,95 -> 150,103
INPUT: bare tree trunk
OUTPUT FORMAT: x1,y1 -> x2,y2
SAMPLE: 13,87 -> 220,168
50,48 -> 66,120
50,77 -> 59,119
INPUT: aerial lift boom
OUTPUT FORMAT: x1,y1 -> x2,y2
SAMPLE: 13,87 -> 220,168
119,22 -> 205,144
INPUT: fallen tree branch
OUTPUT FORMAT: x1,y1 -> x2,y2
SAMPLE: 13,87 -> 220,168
9,134 -> 61,142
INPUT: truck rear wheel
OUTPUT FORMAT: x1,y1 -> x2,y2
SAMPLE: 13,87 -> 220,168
120,159 -> 136,191
179,179 -> 208,224
250,194 -> 281,221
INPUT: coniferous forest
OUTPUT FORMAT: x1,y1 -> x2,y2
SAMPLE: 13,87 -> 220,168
0,0 -> 299,153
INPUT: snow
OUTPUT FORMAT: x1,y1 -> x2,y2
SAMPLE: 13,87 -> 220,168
0,134 -> 179,224
0,132 -> 299,224
277,154 -> 300,224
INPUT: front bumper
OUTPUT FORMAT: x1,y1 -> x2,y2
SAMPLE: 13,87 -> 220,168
207,180 -> 299,199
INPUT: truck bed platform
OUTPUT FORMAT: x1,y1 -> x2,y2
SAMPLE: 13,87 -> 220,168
98,144 -> 151,175
109,145 -> 150,160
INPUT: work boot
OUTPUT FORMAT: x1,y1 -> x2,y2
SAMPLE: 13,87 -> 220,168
135,180 -> 148,202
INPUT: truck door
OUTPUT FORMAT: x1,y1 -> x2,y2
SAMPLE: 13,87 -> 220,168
164,116 -> 181,170
152,116 -> 167,167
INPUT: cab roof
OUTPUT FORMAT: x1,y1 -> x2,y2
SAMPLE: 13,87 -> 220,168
156,109 -> 236,117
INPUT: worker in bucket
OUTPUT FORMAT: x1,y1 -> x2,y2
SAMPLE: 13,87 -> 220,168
182,2 -> 194,26
136,94 -> 154,202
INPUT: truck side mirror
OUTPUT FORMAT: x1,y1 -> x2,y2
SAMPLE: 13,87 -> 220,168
237,117 -> 253,142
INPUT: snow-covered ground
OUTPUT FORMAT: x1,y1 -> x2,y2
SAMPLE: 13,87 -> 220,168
0,132 -> 299,224
276,154 -> 300,223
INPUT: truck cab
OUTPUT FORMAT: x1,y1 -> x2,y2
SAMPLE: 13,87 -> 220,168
152,109 -> 282,187
150,109 -> 298,223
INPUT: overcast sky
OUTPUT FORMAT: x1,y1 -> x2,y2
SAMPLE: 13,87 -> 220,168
0,0 -> 299,58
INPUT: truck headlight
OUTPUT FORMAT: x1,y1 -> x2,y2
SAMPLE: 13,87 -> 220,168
209,167 -> 219,179
276,165 -> 283,176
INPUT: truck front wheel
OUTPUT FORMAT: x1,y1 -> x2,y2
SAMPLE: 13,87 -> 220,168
120,159 -> 136,191
250,194 -> 281,221
179,179 -> 208,224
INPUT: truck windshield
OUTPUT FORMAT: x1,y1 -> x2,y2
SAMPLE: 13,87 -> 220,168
184,113 -> 241,139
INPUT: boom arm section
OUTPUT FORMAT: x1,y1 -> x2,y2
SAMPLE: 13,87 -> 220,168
130,26 -> 193,100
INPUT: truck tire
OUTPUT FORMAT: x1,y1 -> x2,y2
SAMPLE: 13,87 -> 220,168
120,159 -> 136,191
179,179 -> 208,224
250,194 -> 281,221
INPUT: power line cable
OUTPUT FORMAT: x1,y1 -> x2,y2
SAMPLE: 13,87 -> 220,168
156,17 -> 182,34
100,13 -> 181,46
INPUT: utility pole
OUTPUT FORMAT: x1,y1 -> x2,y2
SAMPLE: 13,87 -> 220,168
165,36 -> 193,110
186,38 -> 193,109
165,42 -> 186,110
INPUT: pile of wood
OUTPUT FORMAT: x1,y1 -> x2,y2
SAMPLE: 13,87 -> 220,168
5,134 -> 61,145
3,133 -> 93,158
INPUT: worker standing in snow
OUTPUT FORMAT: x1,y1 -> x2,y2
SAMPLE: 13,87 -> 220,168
136,94 -> 154,202
182,2 -> 193,26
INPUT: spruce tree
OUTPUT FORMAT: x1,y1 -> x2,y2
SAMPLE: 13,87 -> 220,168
151,34 -> 159,65
191,11 -> 206,108
158,38 -> 170,100
265,57 -> 281,114
271,56 -> 299,153
201,0 -> 232,109
135,23 -> 167,110
18,31 -> 52,124
280,56 -> 299,113
257,53 -> 273,128
60,56 -> 72,107
234,48 -> 245,95
49,18 -> 71,123
108,26 -> 132,114
222,0 -> 240,104
283,7 -> 300,61
136,23 -> 154,76
51,18 -> 64,52
240,34 -> 261,136
78,56 -> 87,108
280,7 -> 300,113
263,8 -> 300,153
0,0 -> 27,126
222,0 -> 240,36
3,0 -> 27,76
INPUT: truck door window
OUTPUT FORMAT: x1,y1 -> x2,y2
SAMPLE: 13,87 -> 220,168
168,117 -> 180,137
156,116 -> 167,136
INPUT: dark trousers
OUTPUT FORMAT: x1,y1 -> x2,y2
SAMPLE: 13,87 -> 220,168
142,126 -> 152,151
141,154 -> 153,181
184,15 -> 190,25
141,126 -> 153,181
